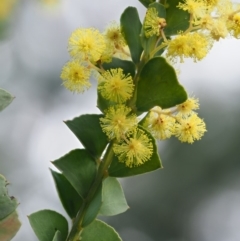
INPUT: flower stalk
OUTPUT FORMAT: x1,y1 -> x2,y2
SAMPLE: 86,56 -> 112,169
67,141 -> 115,241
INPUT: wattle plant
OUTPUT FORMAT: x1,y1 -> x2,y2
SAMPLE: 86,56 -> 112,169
27,0 -> 240,240
0,89 -> 20,241
0,174 -> 21,241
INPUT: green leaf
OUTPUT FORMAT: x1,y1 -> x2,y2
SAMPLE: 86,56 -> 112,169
102,58 -> 136,78
82,183 -> 102,227
97,90 -> 115,113
0,175 -> 21,241
138,0 -> 155,8
28,210 -> 68,241
99,177 -> 129,216
81,219 -> 122,241
50,170 -> 83,219
153,38 -> 168,57
109,125 -> 162,177
0,88 -> 14,112
0,211 -> 21,241
52,149 -> 97,199
52,231 -> 62,241
164,0 -> 190,36
149,2 -> 166,17
120,7 -> 143,64
136,57 -> 187,112
65,115 -> 108,159
140,3 -> 166,56
0,174 -> 18,220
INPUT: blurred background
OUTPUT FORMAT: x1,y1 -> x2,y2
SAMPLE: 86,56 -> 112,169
1,0 -> 240,240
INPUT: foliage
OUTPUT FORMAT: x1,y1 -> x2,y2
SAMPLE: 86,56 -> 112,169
0,0 -> 238,240
0,174 -> 21,241
0,89 -> 19,241
0,88 -> 14,112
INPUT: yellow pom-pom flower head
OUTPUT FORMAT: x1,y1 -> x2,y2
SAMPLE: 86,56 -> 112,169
100,105 -> 137,141
178,0 -> 208,21
167,32 -> 212,62
144,7 -> 167,38
113,128 -> 153,167
99,38 -> 115,64
228,13 -> 240,38
144,108 -> 176,140
98,68 -> 134,103
205,0 -> 219,7
0,0 -> 16,20
68,28 -> 106,62
60,61 -> 91,93
104,21 -> 126,49
174,113 -> 207,143
176,97 -> 199,116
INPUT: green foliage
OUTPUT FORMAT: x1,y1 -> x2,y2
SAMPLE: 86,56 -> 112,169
3,0 -> 228,240
28,1 -> 207,240
52,231 -> 62,241
82,183 -> 102,227
81,219 -> 122,241
97,89 -> 116,113
136,57 -> 187,111
164,0 -> 190,36
65,114 -> 108,159
0,175 -> 21,241
150,2 -> 166,18
0,88 -> 14,112
0,175 -> 18,220
138,0 -> 156,8
52,149 -> 97,199
28,210 -> 68,241
120,7 -> 143,64
51,170 -> 83,219
99,177 -> 129,216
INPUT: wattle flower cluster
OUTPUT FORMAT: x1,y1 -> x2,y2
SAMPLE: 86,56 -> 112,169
144,0 -> 240,62
59,1 -> 216,167
143,98 -> 206,144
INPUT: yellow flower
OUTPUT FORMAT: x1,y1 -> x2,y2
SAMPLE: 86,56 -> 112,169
100,105 -> 137,140
216,0 -> 233,17
176,97 -> 199,115
144,7 -> 167,37
200,15 -> 214,29
0,0 -> 16,20
228,13 -> 240,38
178,0 -> 207,21
68,28 -> 106,62
60,61 -> 91,93
166,32 -> 212,62
205,0 -> 219,7
99,38 -> 115,63
104,21 -> 126,49
113,45 -> 131,60
113,128 -> 153,167
144,107 -> 176,140
201,16 -> 228,40
174,113 -> 207,143
98,68 -> 134,103
210,18 -> 228,40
